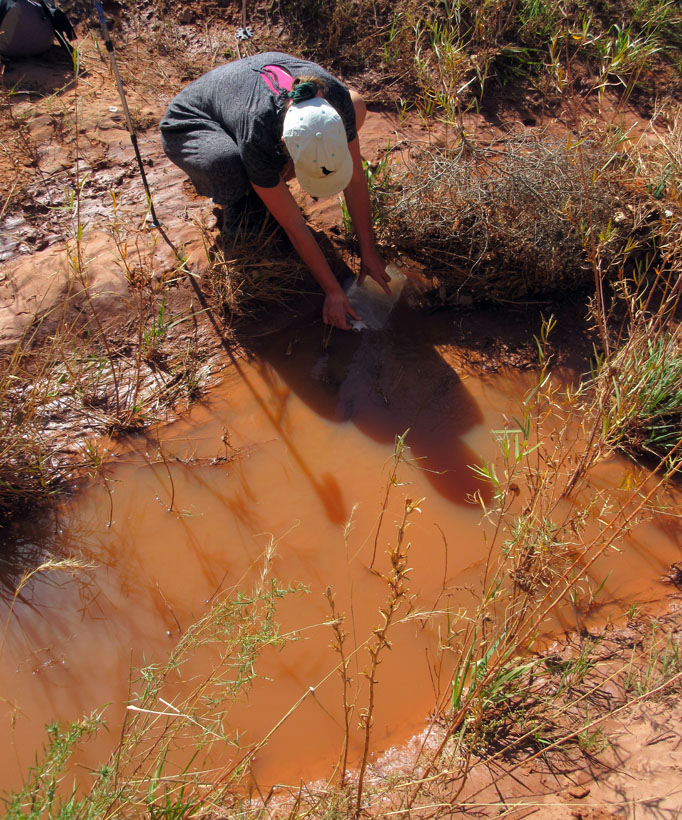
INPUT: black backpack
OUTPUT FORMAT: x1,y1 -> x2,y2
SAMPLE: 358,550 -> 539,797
0,0 -> 74,57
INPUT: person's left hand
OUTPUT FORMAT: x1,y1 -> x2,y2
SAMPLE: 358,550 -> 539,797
358,247 -> 391,295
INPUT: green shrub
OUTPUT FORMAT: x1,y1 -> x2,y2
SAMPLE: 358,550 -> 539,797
593,327 -> 682,461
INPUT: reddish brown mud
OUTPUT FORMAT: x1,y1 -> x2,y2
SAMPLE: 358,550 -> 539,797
1,303 -> 681,794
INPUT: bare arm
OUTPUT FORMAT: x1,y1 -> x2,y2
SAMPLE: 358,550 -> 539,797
342,137 -> 391,294
252,179 -> 359,330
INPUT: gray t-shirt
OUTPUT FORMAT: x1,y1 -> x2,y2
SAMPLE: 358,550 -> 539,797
160,51 -> 357,189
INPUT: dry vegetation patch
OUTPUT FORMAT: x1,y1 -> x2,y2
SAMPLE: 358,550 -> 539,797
378,135 -> 635,302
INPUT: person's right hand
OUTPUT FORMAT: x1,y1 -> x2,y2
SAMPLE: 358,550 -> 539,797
323,289 -> 360,331
358,247 -> 392,295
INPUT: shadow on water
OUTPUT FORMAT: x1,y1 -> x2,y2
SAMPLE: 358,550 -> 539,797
0,510 -> 61,609
239,294 -> 489,510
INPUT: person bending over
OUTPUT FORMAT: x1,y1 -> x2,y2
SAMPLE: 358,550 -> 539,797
160,51 -> 391,330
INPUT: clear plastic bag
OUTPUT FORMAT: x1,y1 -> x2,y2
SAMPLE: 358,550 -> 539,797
345,263 -> 406,331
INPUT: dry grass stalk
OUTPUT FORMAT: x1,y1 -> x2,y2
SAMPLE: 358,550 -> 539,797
325,586 -> 353,788
356,492 -> 420,817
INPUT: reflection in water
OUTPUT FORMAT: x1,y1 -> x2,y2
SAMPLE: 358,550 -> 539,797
1,301 -> 681,796
0,512 -> 63,606
246,299 -> 488,511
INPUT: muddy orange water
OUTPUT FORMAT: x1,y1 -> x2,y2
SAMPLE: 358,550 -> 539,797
1,302 -> 681,794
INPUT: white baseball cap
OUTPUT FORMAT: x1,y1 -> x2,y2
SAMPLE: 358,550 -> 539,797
282,97 -> 354,199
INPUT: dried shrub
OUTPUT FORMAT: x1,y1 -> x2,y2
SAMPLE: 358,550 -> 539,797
380,135 -> 633,303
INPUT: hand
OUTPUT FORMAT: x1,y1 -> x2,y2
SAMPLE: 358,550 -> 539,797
323,289 -> 360,331
358,248 -> 391,295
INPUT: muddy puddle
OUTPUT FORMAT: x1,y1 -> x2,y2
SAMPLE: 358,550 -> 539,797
1,299 -> 681,794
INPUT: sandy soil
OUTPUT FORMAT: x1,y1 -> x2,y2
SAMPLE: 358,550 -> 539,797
335,612 -> 682,819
